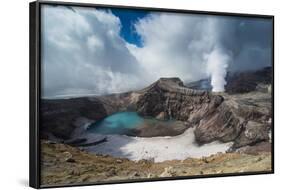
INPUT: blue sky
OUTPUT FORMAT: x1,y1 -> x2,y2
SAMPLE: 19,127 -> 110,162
108,8 -> 148,47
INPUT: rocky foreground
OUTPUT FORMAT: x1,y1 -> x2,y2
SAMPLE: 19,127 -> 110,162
41,140 -> 272,186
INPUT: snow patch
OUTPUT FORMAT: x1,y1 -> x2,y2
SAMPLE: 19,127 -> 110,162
80,128 -> 233,162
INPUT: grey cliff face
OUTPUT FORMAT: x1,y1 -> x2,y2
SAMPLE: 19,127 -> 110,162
41,97 -> 111,139
136,78 -> 242,144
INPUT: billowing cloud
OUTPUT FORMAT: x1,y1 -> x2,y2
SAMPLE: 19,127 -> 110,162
129,13 -> 272,91
41,5 -> 147,97
41,5 -> 272,97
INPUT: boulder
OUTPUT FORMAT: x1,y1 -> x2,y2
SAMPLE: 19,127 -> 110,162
234,141 -> 272,154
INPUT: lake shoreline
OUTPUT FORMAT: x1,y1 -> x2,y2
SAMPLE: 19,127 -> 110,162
72,127 -> 233,162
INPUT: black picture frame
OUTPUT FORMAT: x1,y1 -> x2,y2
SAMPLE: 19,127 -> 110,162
29,1 -> 274,188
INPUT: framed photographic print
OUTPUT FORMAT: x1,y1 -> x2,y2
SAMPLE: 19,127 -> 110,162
29,0 -> 274,188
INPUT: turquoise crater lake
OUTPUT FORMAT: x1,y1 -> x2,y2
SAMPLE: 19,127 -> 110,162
87,112 -> 186,136
88,112 -> 145,135
88,111 -> 188,136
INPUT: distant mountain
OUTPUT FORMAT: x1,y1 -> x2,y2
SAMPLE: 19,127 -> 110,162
185,78 -> 212,91
225,66 -> 272,94
185,66 -> 272,94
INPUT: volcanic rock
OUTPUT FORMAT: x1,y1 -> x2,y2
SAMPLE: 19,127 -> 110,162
41,72 -> 272,151
232,121 -> 269,148
225,67 -> 272,94
136,78 -> 243,144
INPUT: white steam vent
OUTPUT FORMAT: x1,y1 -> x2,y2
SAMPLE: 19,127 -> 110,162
206,47 -> 231,92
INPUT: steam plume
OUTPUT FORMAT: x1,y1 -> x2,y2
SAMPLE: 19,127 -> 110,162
206,47 -> 231,92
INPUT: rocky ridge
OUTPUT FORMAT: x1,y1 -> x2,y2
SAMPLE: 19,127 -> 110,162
41,68 -> 272,152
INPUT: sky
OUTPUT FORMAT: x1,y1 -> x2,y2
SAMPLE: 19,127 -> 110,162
41,5 -> 273,98
109,8 -> 147,47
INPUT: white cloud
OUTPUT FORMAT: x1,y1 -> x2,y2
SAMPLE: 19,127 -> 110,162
41,5 -> 146,97
41,6 -> 272,97
128,13 -> 213,83
87,35 -> 105,52
129,13 -> 272,91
